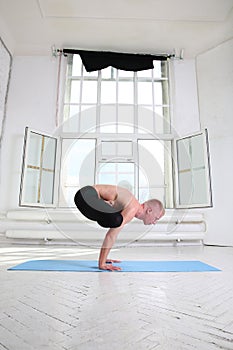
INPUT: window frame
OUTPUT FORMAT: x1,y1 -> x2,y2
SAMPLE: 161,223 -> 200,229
173,129 -> 213,209
19,127 -> 58,208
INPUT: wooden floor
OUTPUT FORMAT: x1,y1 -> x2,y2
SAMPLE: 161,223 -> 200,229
0,243 -> 233,350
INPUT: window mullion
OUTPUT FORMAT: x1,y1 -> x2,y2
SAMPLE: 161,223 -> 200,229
152,68 -> 156,135
116,69 -> 119,133
134,72 -> 138,134
96,70 -> 101,133
78,63 -> 84,132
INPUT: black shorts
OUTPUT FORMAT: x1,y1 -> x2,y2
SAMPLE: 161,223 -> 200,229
74,186 -> 123,228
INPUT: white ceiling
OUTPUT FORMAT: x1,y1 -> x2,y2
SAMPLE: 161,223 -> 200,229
0,0 -> 232,57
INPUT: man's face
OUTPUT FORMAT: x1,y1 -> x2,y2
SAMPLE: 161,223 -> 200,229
143,208 -> 164,225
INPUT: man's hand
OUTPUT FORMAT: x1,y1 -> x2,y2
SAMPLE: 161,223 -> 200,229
99,262 -> 121,271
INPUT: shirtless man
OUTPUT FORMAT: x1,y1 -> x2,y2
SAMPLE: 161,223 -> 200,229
74,184 -> 165,271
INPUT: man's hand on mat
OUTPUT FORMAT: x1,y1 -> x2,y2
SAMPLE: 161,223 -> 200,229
99,263 -> 122,271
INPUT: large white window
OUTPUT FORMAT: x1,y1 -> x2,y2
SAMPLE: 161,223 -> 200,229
59,54 -> 172,207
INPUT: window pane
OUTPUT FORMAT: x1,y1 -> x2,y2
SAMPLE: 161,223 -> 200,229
59,139 -> 96,207
98,172 -> 116,184
153,61 -> 162,78
137,69 -> 152,78
117,142 -> 133,157
98,162 -> 116,172
118,70 -> 134,78
70,81 -> 80,103
101,141 -> 133,158
138,82 -> 153,104
80,106 -> 97,133
42,137 -> 56,170
138,106 -> 154,134
149,188 -> 165,203
64,104 -> 79,121
178,171 -> 192,205
63,105 -> 79,132
27,133 -> 42,167
101,67 -> 115,79
153,82 -> 163,105
101,142 -> 116,157
82,81 -> 98,103
97,162 -> 134,190
23,169 -> 40,203
192,169 -> 208,204
72,55 -> 82,76
101,81 -> 116,103
118,173 -> 134,189
99,105 -> 117,133
138,188 -> 150,203
118,162 -> 134,172
117,163 -> 135,193
177,138 -> 191,171
118,82 -> 134,104
40,171 -> 54,204
139,139 -> 172,206
97,162 -> 116,184
138,140 -> 165,200
118,105 -> 134,133
139,140 -> 164,172
191,134 -> 205,168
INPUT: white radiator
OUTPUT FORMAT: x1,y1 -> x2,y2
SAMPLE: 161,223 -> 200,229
1,209 -> 206,244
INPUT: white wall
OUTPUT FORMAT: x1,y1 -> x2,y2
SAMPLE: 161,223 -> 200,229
0,17 -> 14,55
196,38 -> 233,246
0,56 -> 58,211
171,59 -> 200,137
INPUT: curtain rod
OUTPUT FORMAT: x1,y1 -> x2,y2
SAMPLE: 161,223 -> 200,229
62,48 -> 175,59
60,49 -> 177,72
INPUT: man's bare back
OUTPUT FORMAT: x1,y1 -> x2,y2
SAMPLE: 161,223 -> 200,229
93,184 -> 139,214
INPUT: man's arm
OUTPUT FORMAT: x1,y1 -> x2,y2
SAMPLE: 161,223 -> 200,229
98,203 -> 139,271
98,226 -> 122,271
93,184 -> 117,202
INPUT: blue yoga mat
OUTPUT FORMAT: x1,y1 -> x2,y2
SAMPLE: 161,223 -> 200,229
8,260 -> 220,272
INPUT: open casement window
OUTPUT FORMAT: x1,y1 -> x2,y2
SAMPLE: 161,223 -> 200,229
174,129 -> 213,208
19,127 -> 58,207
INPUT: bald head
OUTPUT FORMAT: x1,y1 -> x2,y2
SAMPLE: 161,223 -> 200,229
140,199 -> 165,225
145,199 -> 164,213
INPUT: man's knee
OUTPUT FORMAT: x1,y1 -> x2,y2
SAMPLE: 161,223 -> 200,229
74,186 -> 123,228
97,213 -> 123,228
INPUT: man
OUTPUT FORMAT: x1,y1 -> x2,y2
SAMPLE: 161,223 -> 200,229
74,184 -> 165,271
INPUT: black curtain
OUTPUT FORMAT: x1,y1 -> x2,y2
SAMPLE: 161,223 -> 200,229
63,49 -> 173,72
